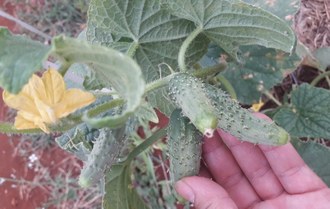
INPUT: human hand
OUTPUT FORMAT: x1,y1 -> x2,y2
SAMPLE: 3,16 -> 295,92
175,114 -> 330,209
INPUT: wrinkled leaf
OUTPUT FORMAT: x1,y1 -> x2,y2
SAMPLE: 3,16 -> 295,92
87,0 -> 209,114
165,0 -> 295,60
313,47 -> 330,71
222,45 -> 298,104
274,84 -> 330,139
0,28 -> 51,93
243,0 -> 299,21
292,138 -> 330,186
52,36 -> 145,128
87,0 -> 209,82
147,88 -> 175,116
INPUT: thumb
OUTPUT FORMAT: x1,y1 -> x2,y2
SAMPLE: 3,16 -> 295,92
175,177 -> 238,209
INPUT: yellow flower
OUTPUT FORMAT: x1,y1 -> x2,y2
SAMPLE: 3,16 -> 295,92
251,99 -> 265,112
3,69 -> 96,133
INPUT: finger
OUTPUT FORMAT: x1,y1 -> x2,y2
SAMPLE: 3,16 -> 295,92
218,131 -> 284,200
260,143 -> 327,194
199,161 -> 213,179
175,176 -> 238,209
253,188 -> 330,209
203,131 -> 260,208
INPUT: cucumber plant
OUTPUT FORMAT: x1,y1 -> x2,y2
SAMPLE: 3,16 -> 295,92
2,0 -> 330,209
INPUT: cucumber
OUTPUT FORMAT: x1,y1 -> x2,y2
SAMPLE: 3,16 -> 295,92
204,83 -> 290,145
168,73 -> 218,137
168,109 -> 203,182
78,127 -> 127,188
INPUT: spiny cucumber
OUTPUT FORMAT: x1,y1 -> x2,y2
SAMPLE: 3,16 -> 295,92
168,73 -> 218,137
78,127 -> 127,188
168,109 -> 203,182
204,83 -> 290,145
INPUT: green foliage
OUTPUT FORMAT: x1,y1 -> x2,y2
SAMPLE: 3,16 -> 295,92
164,0 -> 295,60
292,138 -> 330,186
274,84 -> 330,139
222,46 -> 299,104
0,28 -> 50,93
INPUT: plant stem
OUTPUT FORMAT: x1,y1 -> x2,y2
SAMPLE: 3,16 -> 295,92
178,26 -> 204,72
126,42 -> 139,57
144,73 -> 177,95
217,75 -> 237,100
311,71 -> 330,86
144,63 -> 227,95
87,99 -> 125,117
125,128 -> 167,163
263,90 -> 282,106
192,63 -> 227,78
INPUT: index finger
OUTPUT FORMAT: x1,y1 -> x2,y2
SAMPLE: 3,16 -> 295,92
259,143 -> 327,194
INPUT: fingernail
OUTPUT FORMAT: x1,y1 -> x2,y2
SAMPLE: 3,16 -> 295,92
174,180 -> 195,203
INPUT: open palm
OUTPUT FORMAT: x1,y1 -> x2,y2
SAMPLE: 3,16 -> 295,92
175,115 -> 330,209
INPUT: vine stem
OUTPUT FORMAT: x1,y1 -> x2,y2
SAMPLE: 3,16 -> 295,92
126,42 -> 139,57
178,26 -> 204,72
262,90 -> 282,106
144,63 -> 227,95
216,75 -> 237,100
311,71 -> 330,86
124,128 -> 167,163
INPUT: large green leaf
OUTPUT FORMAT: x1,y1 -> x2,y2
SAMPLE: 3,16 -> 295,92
0,28 -> 51,93
274,84 -> 330,139
103,165 -> 149,209
222,45 -> 299,104
292,139 -> 330,187
87,0 -> 209,82
243,0 -> 299,21
165,0 -> 295,60
87,0 -> 210,115
52,36 -> 145,128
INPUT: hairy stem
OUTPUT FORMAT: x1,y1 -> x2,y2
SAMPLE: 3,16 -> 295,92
126,42 -> 139,57
217,75 -> 237,100
311,71 -> 330,86
193,63 -> 227,78
125,128 -> 167,163
178,26 -> 204,72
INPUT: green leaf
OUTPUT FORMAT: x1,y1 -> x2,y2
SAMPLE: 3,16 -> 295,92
243,0 -> 299,21
51,36 -> 145,128
312,47 -> 330,71
0,28 -> 51,93
222,45 -> 298,104
292,138 -> 330,187
103,165 -> 149,209
274,84 -> 330,139
87,0 -> 210,114
165,0 -> 295,60
87,0 -> 209,81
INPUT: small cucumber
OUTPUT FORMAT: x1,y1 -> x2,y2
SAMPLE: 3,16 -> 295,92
168,73 -> 218,137
79,127 -> 127,187
168,109 -> 203,182
204,83 -> 290,145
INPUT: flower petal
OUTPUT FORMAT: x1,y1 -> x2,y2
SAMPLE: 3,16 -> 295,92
55,89 -> 95,118
16,111 -> 49,133
24,74 -> 49,104
42,69 -> 65,104
2,90 -> 39,115
34,96 -> 57,124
